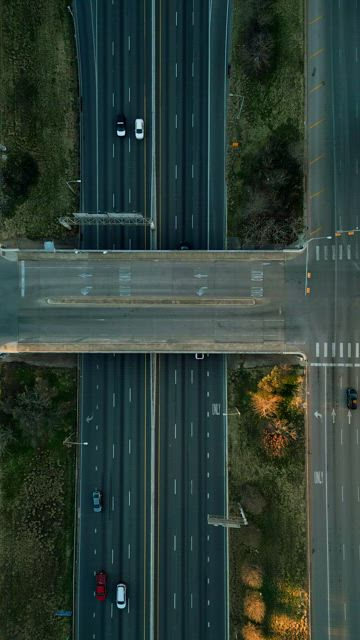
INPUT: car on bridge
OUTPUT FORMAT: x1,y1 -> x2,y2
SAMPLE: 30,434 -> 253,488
92,489 -> 102,512
116,114 -> 126,137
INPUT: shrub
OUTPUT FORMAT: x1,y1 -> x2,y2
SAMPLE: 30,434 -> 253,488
243,590 -> 265,623
241,561 -> 264,589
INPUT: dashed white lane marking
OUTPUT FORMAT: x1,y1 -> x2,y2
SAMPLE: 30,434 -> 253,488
339,244 -> 343,260
316,245 -> 320,261
324,245 -> 328,260
174,423 -> 177,439
174,479 -> 177,495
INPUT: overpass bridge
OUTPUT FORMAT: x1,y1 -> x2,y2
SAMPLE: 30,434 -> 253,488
0,248 -> 310,354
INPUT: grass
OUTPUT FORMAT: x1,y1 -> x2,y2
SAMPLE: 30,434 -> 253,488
227,0 -> 304,243
0,363 -> 77,640
228,361 -> 308,640
0,0 -> 79,240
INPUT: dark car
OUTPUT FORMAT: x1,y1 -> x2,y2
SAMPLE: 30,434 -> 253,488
347,387 -> 358,410
92,489 -> 102,513
177,241 -> 192,250
95,571 -> 107,601
116,114 -> 126,137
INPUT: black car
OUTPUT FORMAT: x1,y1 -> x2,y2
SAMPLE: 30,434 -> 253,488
347,387 -> 357,410
116,114 -> 126,137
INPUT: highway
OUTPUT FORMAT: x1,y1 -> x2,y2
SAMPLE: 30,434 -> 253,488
71,1 -> 230,639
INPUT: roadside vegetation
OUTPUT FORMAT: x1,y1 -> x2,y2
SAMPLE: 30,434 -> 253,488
227,0 -> 304,247
0,363 -> 77,640
228,361 -> 308,640
0,0 -> 79,240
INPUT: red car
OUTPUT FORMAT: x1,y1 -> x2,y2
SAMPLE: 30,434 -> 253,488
95,571 -> 107,601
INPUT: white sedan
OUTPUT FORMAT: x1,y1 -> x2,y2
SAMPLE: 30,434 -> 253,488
135,118 -> 144,140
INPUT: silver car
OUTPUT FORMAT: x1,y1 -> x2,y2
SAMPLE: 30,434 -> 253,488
135,118 -> 144,140
92,489 -> 102,513
116,582 -> 127,609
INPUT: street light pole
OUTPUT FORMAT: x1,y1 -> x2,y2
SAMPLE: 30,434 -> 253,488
63,434 -> 88,447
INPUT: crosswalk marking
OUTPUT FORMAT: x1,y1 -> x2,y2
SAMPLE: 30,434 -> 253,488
332,342 -> 336,357
314,243 -> 357,261
340,342 -> 344,358
357,343 -> 359,358
314,342 -> 360,360
316,342 -> 320,357
324,342 -> 328,357
348,343 -> 352,358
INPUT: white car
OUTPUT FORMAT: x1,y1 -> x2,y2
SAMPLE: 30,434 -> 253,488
135,118 -> 144,140
116,583 -> 127,609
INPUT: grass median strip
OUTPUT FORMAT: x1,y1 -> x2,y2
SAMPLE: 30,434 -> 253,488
0,363 -> 77,640
0,0 -> 78,241
228,360 -> 308,640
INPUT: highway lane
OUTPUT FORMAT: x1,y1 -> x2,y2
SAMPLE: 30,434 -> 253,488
77,353 -> 151,640
155,354 -> 227,639
76,0 -> 151,251
73,2 -> 152,640
158,0 -> 229,249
